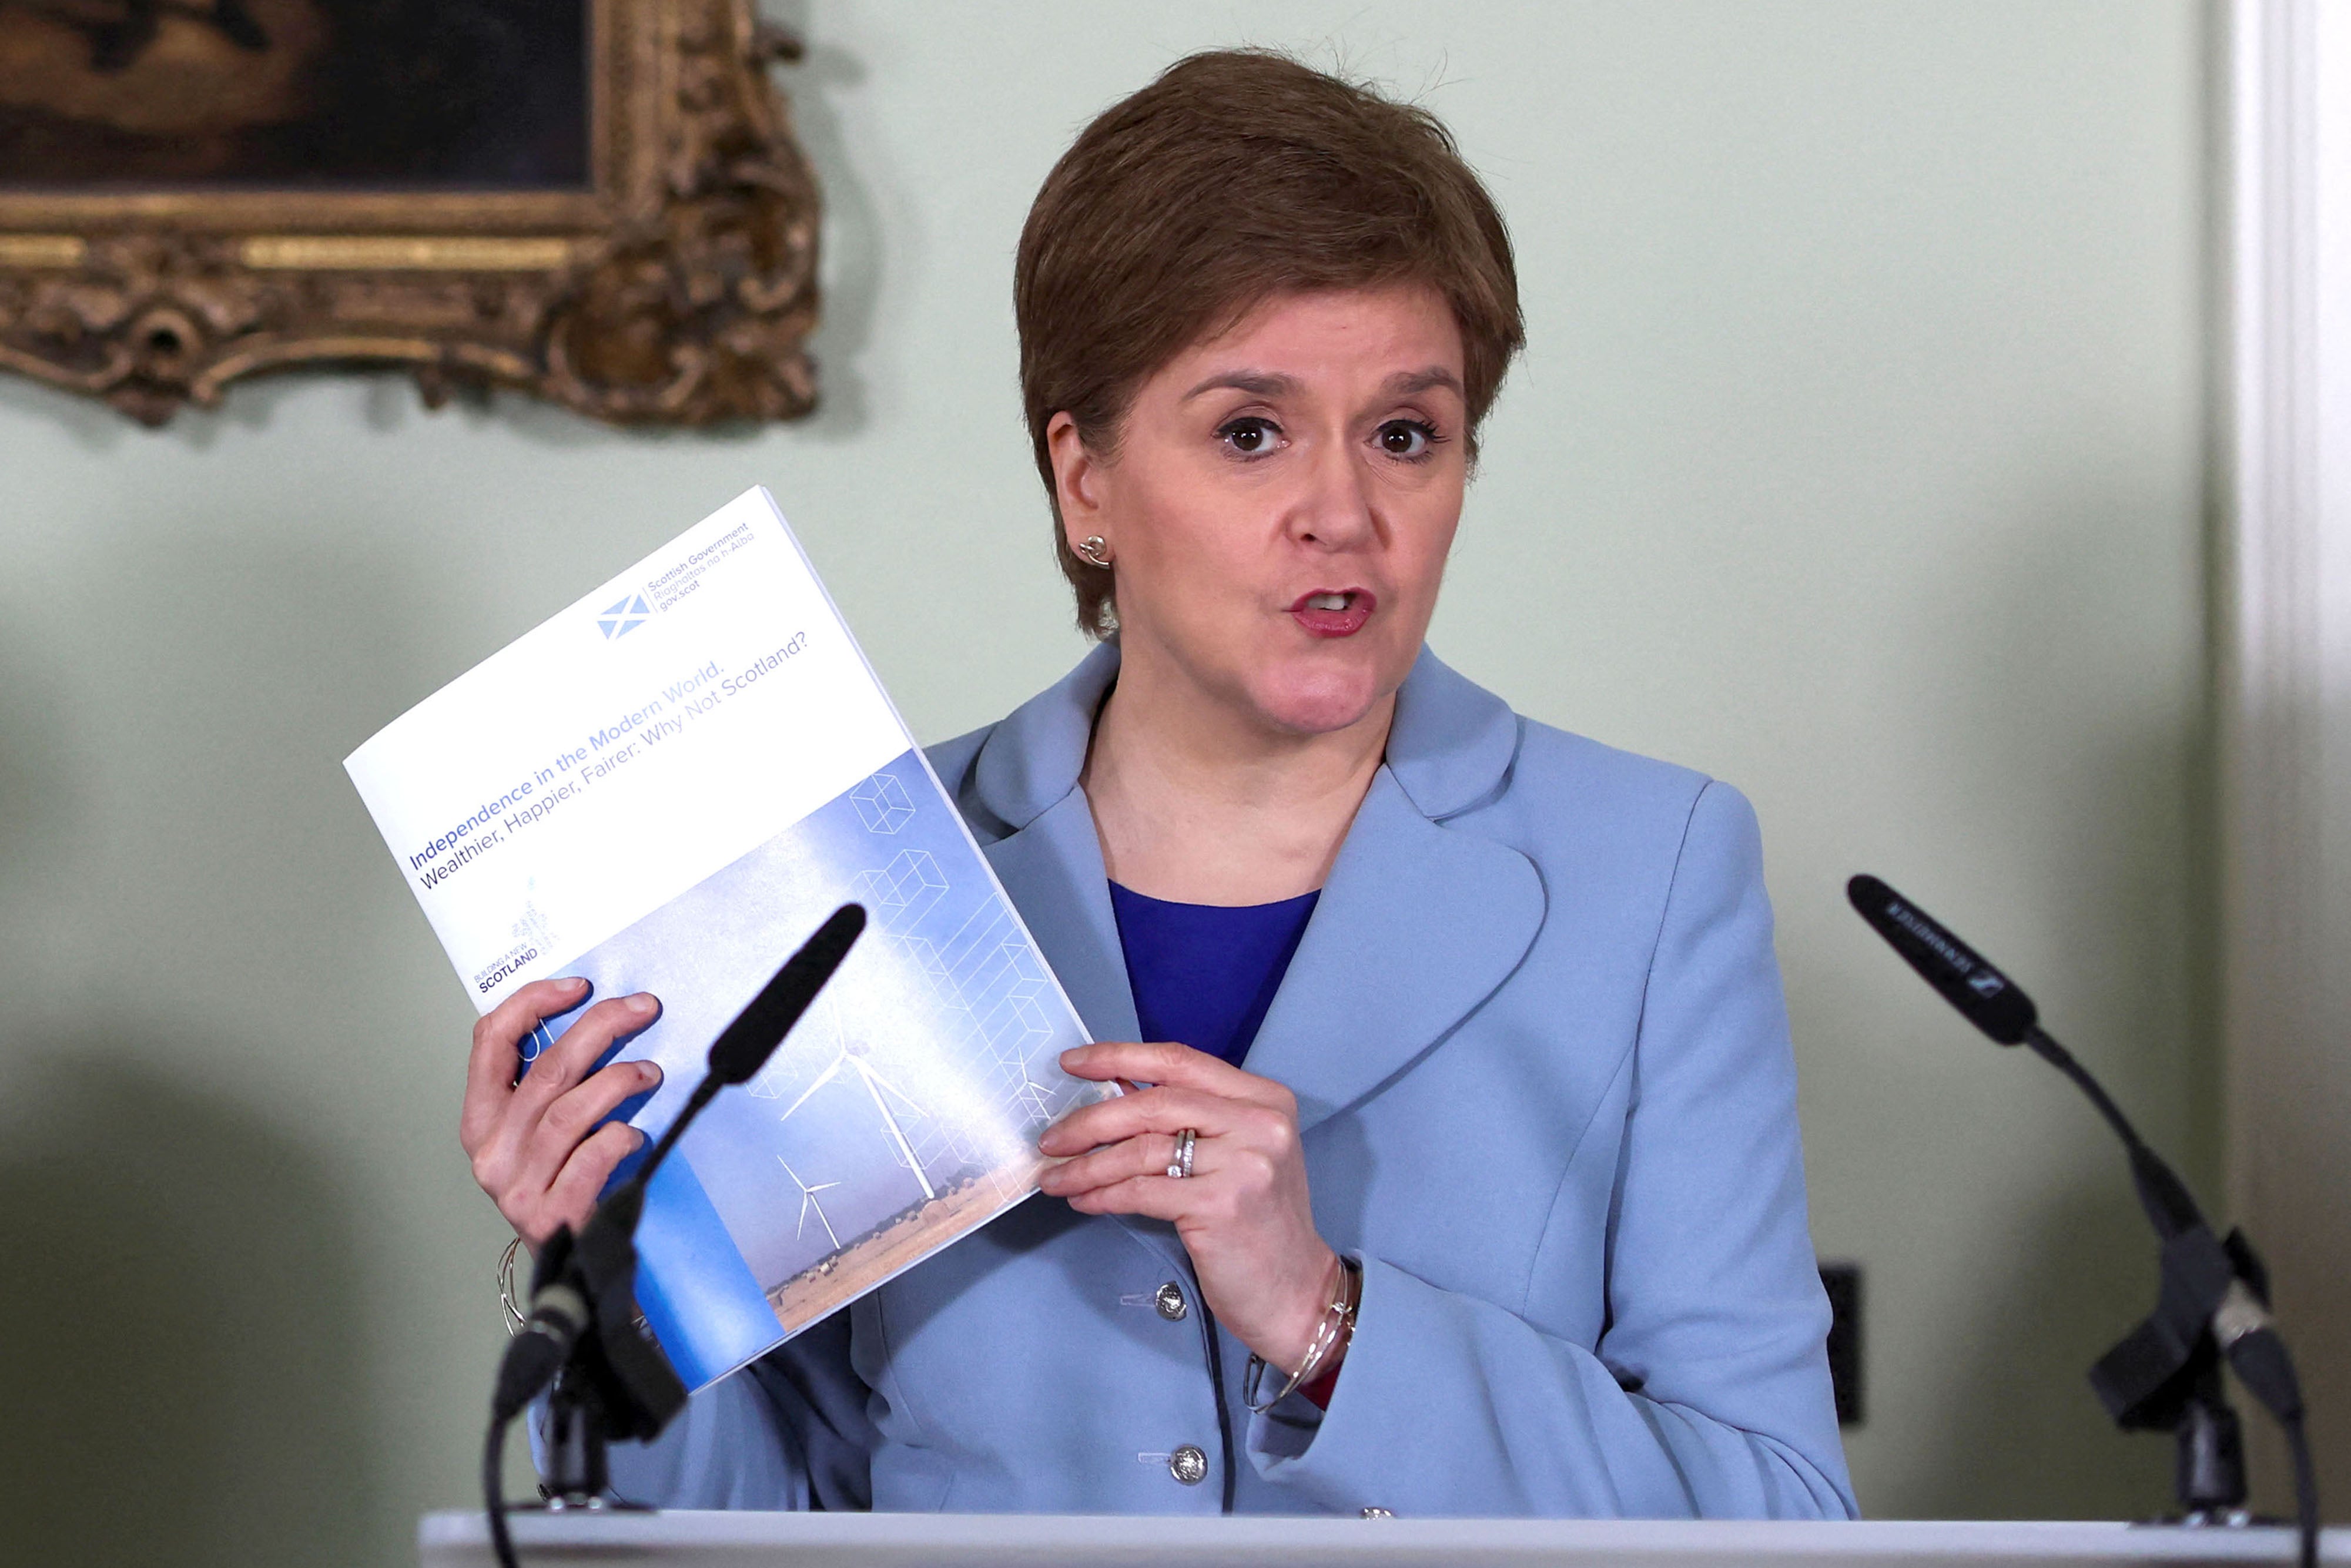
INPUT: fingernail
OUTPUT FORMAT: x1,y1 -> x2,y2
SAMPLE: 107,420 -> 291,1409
638,1061 -> 662,1085
629,993 -> 658,1015
560,976 -> 588,990
632,1128 -> 649,1151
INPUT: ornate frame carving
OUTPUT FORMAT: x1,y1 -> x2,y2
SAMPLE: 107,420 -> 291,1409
0,0 -> 819,426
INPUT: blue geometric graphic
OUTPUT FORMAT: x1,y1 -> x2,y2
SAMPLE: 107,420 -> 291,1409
855,849 -> 947,934
849,771 -> 915,834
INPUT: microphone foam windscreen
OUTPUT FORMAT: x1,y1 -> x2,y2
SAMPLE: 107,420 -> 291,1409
707,903 -> 868,1084
1847,875 -> 2037,1044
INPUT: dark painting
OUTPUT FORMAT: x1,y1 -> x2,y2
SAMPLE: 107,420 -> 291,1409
0,0 -> 589,189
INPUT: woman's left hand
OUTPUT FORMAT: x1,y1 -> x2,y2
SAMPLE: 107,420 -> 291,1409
1038,1040 -> 1341,1376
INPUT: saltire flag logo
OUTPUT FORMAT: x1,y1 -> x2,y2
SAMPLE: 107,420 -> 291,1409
598,594 -> 652,639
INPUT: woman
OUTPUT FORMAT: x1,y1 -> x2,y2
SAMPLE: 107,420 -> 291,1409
460,50 -> 1857,1519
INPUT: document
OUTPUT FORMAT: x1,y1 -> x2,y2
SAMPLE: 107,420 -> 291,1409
346,487 -> 1107,1390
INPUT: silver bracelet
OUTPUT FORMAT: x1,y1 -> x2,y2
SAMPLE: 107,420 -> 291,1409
1243,1257 -> 1360,1413
498,1237 -> 526,1336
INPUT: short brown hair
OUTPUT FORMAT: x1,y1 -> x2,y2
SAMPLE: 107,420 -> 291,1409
1016,50 -> 1525,637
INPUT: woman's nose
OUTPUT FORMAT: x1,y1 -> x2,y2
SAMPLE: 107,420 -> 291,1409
1288,439 -> 1378,550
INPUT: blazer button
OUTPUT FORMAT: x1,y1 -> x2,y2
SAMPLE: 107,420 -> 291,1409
1168,1445 -> 1209,1485
1154,1281 -> 1188,1321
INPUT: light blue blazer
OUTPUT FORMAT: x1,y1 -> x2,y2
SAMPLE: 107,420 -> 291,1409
592,644 -> 1857,1519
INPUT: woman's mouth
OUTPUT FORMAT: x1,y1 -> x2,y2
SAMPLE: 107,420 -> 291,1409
1288,588 -> 1376,638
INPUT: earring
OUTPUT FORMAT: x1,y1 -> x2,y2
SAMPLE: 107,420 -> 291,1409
1076,535 -> 1111,568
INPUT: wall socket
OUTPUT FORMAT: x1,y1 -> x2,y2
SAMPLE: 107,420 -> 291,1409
1819,1261 -> 1864,1426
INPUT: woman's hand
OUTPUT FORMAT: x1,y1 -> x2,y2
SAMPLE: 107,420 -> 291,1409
458,977 -> 664,1255
1039,1040 -> 1342,1376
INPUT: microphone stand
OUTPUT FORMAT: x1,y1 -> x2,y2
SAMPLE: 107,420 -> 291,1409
2022,1025 -> 2275,1525
494,1131 -> 685,1527
1849,876 -> 2319,1568
480,903 -> 866,1568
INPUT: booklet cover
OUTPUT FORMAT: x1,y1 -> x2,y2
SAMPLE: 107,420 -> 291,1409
345,487 -> 1108,1391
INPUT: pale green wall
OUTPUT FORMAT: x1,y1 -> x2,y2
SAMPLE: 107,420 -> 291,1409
0,3 -> 2213,1560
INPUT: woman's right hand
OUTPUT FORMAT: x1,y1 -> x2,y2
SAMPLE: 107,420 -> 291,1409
459,977 -> 665,1254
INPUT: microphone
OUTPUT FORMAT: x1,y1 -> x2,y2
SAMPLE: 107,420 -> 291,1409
618,900 -> 869,1203
490,903 -> 867,1419
1849,875 -> 2318,1563
484,904 -> 868,1568
1846,873 -> 2035,1044
1847,875 -> 2196,1224
706,902 -> 867,1086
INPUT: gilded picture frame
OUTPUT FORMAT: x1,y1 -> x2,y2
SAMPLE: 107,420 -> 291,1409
0,0 -> 819,427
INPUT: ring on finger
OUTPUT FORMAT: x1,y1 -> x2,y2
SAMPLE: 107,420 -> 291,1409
1167,1127 -> 1197,1180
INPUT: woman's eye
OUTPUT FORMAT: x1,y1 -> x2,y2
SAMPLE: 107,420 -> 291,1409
1376,419 -> 1439,459
1216,417 -> 1281,456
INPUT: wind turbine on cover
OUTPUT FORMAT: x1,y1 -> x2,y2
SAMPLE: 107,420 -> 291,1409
776,1157 -> 842,1248
775,1041 -> 937,1202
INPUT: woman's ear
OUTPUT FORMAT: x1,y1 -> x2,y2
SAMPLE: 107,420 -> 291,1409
1046,411 -> 1104,546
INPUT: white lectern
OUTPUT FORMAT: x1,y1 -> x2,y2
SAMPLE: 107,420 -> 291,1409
419,1512 -> 2346,1568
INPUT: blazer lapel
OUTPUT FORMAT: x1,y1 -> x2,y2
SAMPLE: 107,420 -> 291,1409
983,789 -> 1140,1047
1244,765 -> 1545,1134
987,794 -> 1197,1275
964,658 -> 1185,1271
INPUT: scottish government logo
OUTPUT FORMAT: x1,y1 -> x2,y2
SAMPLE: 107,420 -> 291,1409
598,594 -> 653,639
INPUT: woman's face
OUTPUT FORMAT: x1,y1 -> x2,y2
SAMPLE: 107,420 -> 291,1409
1053,283 -> 1470,738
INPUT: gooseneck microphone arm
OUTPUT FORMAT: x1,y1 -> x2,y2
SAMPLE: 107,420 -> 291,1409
481,903 -> 866,1568
1848,876 -> 2318,1568
2018,1027 -> 2209,1243
2022,1027 -> 2143,1156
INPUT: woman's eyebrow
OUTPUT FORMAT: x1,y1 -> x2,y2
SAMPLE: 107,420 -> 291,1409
1179,367 -> 1463,402
1388,366 -> 1464,398
1181,370 -> 1297,402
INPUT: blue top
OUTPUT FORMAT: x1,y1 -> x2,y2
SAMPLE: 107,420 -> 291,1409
1108,882 -> 1321,1068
